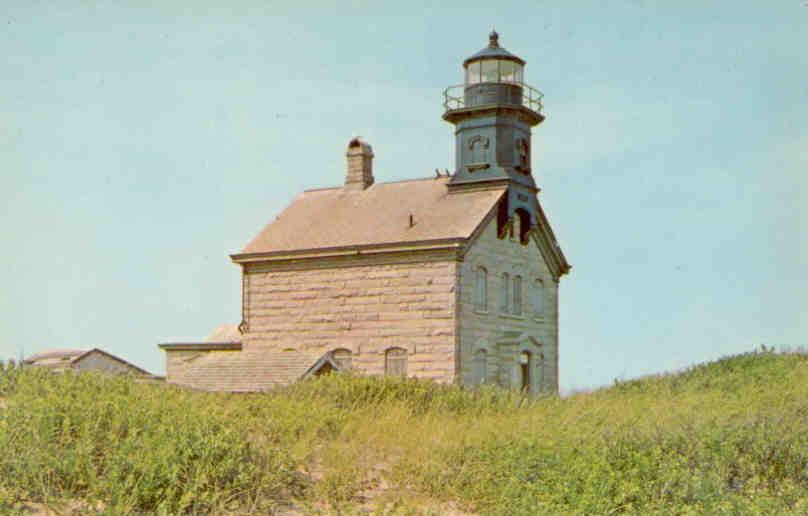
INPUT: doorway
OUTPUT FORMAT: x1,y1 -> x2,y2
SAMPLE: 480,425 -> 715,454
519,351 -> 531,392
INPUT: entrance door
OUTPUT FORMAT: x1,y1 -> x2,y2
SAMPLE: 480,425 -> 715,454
519,351 -> 531,392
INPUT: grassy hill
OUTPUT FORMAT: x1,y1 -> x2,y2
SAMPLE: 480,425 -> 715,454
1,350 -> 807,515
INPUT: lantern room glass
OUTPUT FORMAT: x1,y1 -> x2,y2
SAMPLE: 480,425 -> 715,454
481,59 -> 499,83
499,61 -> 516,82
464,59 -> 524,85
466,61 -> 481,84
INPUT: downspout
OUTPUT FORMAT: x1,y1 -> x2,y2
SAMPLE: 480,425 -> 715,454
238,264 -> 249,335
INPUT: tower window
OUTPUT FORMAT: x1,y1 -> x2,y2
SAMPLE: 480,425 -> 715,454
500,273 -> 510,313
385,347 -> 407,377
474,266 -> 488,311
516,138 -> 530,172
515,208 -> 531,244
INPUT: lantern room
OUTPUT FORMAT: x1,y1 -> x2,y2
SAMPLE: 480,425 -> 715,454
443,30 -> 543,116
463,30 -> 525,85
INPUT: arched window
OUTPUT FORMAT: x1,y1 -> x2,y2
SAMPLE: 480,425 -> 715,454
500,273 -> 510,313
385,347 -> 407,377
531,279 -> 545,317
331,348 -> 352,370
474,266 -> 488,311
473,349 -> 487,386
513,275 -> 523,316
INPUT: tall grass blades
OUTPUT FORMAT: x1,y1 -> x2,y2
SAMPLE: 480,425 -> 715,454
1,351 -> 807,514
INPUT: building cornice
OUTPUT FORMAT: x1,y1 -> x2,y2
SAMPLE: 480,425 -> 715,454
442,104 -> 544,126
241,246 -> 463,274
230,238 -> 466,265
446,177 -> 513,194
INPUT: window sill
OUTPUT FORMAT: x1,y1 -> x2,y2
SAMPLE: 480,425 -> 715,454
473,309 -> 489,316
499,312 -> 526,321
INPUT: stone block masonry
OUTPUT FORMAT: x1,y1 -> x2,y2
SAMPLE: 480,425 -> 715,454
458,215 -> 560,394
243,258 -> 458,382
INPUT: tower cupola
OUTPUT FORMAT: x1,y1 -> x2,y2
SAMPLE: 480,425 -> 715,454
443,31 -> 545,227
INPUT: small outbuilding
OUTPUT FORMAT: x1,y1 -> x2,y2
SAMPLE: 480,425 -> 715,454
24,348 -> 154,377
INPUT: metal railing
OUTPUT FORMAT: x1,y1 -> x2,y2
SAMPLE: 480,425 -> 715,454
442,82 -> 544,114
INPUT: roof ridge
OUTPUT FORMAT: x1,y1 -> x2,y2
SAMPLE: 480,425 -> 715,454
303,175 -> 447,193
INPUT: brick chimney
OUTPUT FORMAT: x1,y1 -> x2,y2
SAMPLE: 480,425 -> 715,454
345,137 -> 374,190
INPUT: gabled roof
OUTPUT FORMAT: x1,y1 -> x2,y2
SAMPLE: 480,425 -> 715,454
24,348 -> 152,376
233,176 -> 507,260
174,350 -> 340,392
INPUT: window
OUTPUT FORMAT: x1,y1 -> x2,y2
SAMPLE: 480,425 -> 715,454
513,276 -> 523,316
500,273 -> 510,313
474,267 -> 488,311
468,135 -> 489,164
473,349 -> 487,386
331,348 -> 352,370
515,208 -> 531,243
531,279 -> 545,317
385,347 -> 407,377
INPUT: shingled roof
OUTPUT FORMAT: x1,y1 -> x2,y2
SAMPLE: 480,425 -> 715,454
233,176 -> 506,259
174,350 -> 338,392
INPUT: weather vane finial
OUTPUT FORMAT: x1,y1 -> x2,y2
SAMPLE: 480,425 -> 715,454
489,29 -> 499,48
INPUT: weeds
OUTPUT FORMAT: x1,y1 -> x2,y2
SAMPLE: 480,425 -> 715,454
1,351 -> 808,514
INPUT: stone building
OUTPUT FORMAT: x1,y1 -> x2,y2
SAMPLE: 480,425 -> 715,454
160,32 -> 570,394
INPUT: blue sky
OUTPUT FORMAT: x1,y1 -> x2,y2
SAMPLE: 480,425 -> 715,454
2,1 -> 806,391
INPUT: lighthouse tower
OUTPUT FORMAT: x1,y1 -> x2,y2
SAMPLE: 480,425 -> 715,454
443,31 -> 545,233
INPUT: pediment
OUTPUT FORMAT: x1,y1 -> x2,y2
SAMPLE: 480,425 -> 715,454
497,332 -> 542,348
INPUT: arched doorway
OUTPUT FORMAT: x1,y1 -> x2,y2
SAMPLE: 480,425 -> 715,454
519,351 -> 531,392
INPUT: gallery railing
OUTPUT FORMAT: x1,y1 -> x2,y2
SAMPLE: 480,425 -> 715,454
443,82 -> 544,114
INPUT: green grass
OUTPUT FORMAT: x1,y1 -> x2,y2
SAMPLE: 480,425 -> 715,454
1,350 -> 808,514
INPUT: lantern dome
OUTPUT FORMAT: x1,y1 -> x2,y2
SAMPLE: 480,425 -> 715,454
463,30 -> 525,67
